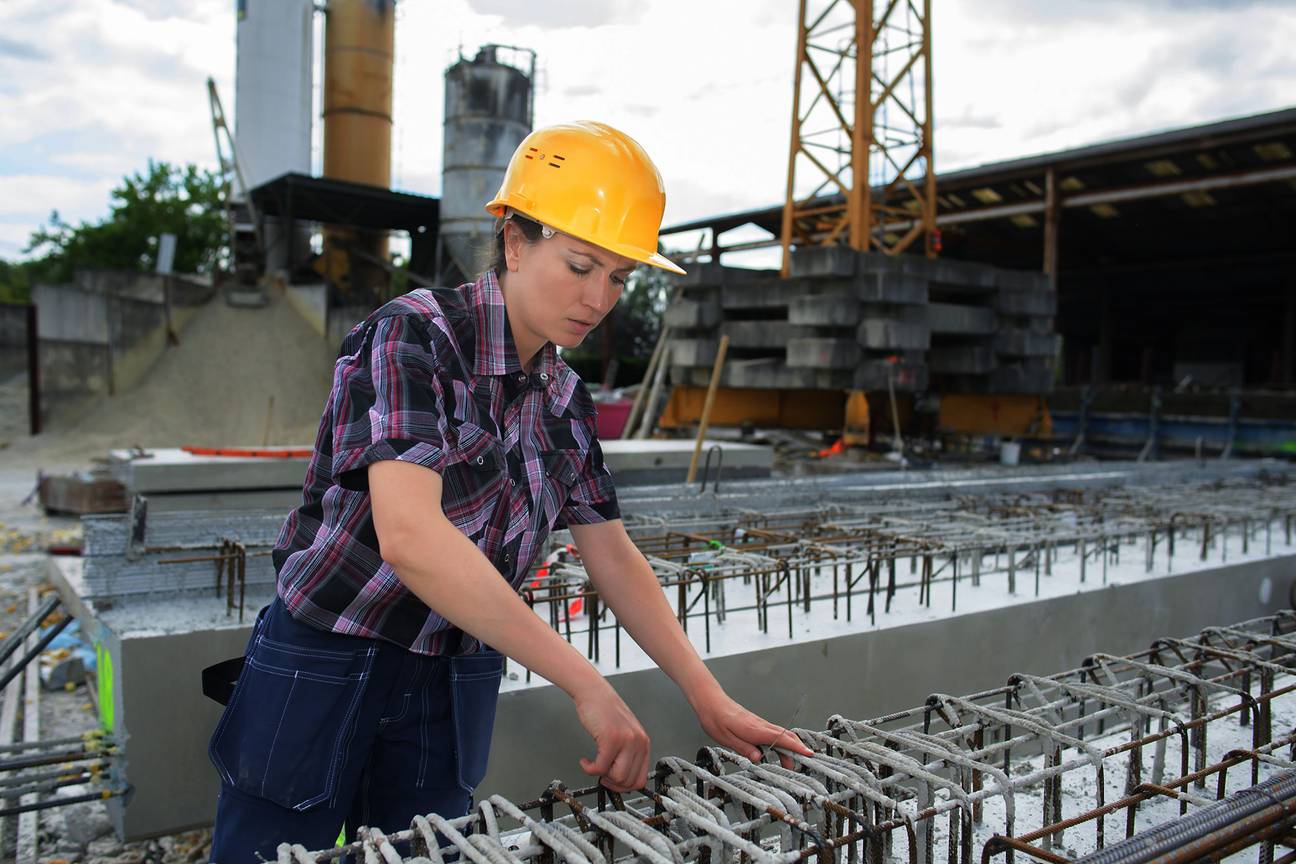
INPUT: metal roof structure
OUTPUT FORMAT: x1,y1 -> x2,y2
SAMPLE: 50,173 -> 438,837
662,107 -> 1296,388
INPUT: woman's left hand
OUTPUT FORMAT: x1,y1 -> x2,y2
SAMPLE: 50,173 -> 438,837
692,692 -> 815,769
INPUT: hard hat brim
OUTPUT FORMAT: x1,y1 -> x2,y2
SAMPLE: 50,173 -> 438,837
485,197 -> 686,275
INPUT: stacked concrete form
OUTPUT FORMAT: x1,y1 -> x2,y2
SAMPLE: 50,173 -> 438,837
667,248 -> 1057,395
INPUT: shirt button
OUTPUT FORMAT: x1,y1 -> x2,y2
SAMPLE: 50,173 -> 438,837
475,456 -> 484,465
539,372 -> 549,382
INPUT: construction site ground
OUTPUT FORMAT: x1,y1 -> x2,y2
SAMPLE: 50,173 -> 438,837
0,285 -> 339,862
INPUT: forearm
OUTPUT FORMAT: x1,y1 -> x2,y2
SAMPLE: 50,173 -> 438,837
388,522 -> 610,702
587,545 -> 722,708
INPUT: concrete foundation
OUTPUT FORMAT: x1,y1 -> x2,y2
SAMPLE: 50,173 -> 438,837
484,553 -> 1294,802
50,460 -> 1296,839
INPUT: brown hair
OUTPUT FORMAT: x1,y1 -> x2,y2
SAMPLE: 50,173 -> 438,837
480,212 -> 545,278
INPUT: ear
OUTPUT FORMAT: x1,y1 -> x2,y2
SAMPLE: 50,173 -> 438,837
502,221 -> 525,273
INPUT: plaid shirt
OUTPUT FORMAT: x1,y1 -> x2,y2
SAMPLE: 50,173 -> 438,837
272,271 -> 620,656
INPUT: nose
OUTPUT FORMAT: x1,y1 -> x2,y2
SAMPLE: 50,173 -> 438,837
582,274 -> 620,315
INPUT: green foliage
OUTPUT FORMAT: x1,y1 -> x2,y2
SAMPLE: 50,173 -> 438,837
0,260 -> 32,304
5,160 -> 227,297
561,259 -> 675,388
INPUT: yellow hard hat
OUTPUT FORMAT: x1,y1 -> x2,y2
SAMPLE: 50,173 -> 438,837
485,121 -> 685,275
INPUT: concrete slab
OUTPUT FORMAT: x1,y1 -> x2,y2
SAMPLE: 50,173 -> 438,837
675,263 -> 778,288
719,320 -> 813,350
995,329 -> 1060,357
929,344 -> 997,374
663,299 -> 720,330
482,554 -> 1294,803
860,253 -> 999,289
669,339 -> 719,368
787,245 -> 857,278
722,278 -> 851,312
853,356 -> 928,391
600,440 -> 772,485
109,448 -> 308,495
857,271 -> 928,305
670,361 -> 853,390
788,294 -> 860,327
927,302 -> 996,335
998,288 -> 1058,316
786,337 -> 861,369
994,267 -> 1050,291
52,460 -> 1293,839
991,361 -> 1055,394
857,318 -> 931,351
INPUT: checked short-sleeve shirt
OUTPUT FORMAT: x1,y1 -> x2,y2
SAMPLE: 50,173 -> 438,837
272,270 -> 620,656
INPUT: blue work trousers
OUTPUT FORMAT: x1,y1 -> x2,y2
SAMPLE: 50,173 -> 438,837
207,599 -> 504,863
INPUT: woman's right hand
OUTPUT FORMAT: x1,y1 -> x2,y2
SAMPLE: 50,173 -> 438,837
573,680 -> 651,792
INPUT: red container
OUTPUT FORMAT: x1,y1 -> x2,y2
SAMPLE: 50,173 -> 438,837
594,398 -> 634,439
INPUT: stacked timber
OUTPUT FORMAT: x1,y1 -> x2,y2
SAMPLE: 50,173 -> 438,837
665,248 -> 1057,395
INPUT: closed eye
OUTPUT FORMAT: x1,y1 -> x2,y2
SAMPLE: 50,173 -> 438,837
568,262 -> 590,277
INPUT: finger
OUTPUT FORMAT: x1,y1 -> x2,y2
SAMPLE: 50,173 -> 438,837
604,746 -> 638,792
769,726 -> 813,756
631,736 -> 652,790
580,740 -> 617,778
721,723 -> 764,762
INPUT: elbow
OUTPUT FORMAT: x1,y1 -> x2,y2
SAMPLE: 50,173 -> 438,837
375,512 -> 452,572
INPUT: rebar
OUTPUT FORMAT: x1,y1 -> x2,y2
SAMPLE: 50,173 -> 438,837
283,610 -> 1296,864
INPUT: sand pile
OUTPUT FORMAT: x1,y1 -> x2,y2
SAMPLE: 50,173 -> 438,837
3,287 -> 341,468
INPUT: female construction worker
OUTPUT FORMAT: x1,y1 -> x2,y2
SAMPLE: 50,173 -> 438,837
206,121 -> 811,861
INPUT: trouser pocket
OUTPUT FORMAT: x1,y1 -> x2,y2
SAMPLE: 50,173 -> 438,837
208,606 -> 376,811
448,649 -> 504,794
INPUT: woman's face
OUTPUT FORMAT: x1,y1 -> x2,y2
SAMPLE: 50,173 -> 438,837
502,221 -> 636,356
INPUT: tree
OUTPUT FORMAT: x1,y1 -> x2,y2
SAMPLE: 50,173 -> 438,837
13,160 -> 227,294
561,258 -> 676,388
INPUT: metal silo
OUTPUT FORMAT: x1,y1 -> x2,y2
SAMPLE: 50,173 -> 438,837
234,0 -> 314,274
440,45 -> 535,284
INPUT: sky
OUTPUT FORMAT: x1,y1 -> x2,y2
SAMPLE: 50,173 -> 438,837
0,0 -> 1293,264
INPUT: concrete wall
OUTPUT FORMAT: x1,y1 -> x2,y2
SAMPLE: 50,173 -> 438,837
0,303 -> 28,379
31,271 -> 214,409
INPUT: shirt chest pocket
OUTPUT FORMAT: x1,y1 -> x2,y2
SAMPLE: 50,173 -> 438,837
440,421 -> 507,535
539,448 -> 584,529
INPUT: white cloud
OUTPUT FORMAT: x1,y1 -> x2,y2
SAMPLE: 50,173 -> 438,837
1,0 -> 1293,265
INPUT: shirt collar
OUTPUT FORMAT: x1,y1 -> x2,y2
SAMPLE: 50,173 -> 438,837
469,270 -> 574,414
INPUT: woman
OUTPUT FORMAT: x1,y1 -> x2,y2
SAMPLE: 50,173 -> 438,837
207,121 -> 810,861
